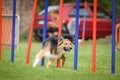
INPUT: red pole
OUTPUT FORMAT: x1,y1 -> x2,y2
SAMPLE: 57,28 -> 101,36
57,0 -> 63,68
26,0 -> 38,64
81,32 -> 85,47
0,0 -> 2,60
92,0 -> 97,72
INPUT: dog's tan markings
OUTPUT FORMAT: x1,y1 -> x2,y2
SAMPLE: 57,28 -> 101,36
44,41 -> 51,51
55,47 -> 63,54
38,50 -> 44,58
47,58 -> 54,68
60,55 -> 66,67
57,41 -> 63,46
57,36 -> 64,46
63,39 -> 72,47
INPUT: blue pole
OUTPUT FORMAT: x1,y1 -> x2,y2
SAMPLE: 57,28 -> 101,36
74,0 -> 80,70
111,0 -> 116,73
11,0 -> 16,62
41,0 -> 49,66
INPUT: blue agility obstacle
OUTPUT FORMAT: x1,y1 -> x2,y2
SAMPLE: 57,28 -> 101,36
111,0 -> 116,74
41,0 -> 49,66
74,0 -> 80,70
11,0 -> 16,62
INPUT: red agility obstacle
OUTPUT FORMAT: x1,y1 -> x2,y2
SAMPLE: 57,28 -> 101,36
26,0 -> 38,64
57,0 -> 64,68
92,0 -> 97,72
0,0 -> 2,60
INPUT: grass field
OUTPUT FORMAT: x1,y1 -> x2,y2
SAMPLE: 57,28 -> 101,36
0,38 -> 120,80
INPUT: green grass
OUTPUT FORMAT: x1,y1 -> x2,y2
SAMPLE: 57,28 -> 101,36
0,38 -> 120,80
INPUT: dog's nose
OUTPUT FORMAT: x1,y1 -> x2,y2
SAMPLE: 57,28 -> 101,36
70,47 -> 72,50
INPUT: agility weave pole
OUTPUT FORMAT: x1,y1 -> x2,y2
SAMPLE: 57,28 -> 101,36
41,0 -> 49,66
11,0 -> 16,62
92,0 -> 97,72
81,0 -> 87,47
74,0 -> 80,70
111,0 -> 116,74
57,0 -> 64,68
0,0 -> 2,60
26,0 -> 38,64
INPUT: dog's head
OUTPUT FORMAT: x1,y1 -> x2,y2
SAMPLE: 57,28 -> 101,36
57,36 -> 72,52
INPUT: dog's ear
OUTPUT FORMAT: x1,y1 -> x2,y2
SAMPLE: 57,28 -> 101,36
62,35 -> 74,44
57,35 -> 64,46
58,35 -> 64,41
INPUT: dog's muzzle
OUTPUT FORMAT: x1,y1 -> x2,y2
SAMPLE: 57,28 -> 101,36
63,47 -> 72,51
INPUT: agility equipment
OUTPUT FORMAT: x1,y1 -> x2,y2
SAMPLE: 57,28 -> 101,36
57,0 -> 64,68
0,0 -> 2,60
2,14 -> 20,49
91,0 -> 97,72
26,0 -> 38,64
0,0 -> 19,61
111,0 -> 116,74
41,0 -> 49,66
74,0 -> 80,70
11,0 -> 16,62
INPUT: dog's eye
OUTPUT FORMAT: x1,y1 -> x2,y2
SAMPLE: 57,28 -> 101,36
65,43 -> 67,45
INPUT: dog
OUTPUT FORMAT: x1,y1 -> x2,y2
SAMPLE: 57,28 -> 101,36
33,35 -> 72,68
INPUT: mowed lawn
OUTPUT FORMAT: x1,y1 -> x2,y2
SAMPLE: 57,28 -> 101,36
0,38 -> 120,80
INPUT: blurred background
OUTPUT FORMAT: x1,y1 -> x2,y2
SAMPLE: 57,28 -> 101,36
2,0 -> 120,41
37,0 -> 120,17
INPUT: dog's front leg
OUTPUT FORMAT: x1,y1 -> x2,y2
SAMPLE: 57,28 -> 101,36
33,50 -> 44,67
46,58 -> 54,68
60,55 -> 66,67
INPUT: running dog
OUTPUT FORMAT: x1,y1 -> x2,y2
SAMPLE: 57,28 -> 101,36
33,35 -> 72,68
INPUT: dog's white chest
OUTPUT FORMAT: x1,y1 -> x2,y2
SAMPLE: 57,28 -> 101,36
44,51 -> 63,59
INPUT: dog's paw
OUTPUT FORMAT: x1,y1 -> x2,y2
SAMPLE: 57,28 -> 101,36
32,63 -> 37,68
46,65 -> 50,68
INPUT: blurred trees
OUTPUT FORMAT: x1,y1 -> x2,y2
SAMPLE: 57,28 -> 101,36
37,0 -> 120,17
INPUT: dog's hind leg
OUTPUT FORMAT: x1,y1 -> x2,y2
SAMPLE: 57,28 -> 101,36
33,50 -> 44,67
46,58 -> 54,68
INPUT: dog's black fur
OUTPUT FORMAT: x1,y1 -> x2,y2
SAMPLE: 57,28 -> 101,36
43,35 -> 58,54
